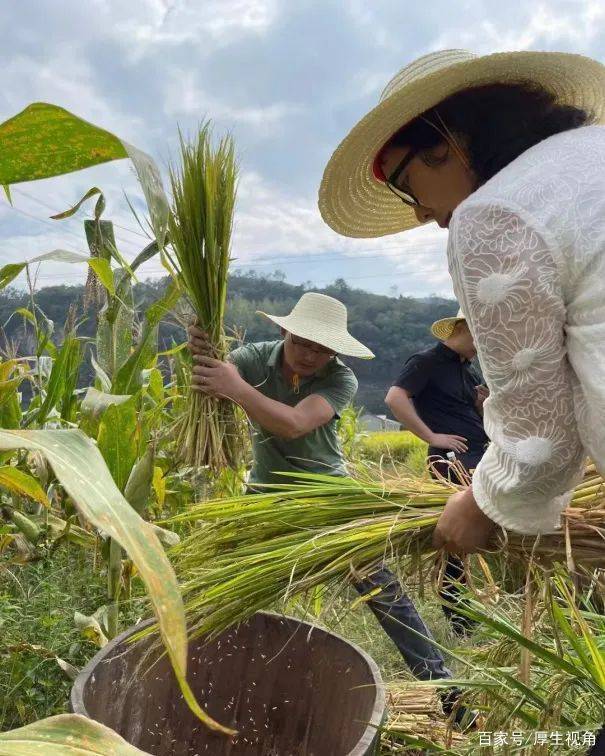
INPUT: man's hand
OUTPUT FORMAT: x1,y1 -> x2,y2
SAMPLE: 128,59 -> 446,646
475,384 -> 489,408
188,324 -> 213,358
433,486 -> 497,554
428,433 -> 468,454
192,355 -> 245,401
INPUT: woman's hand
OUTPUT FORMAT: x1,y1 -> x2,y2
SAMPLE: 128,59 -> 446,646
432,486 -> 497,554
192,355 -> 245,402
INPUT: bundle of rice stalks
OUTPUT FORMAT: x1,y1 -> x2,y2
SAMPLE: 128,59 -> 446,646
166,123 -> 245,472
382,684 -> 468,753
170,466 -> 605,640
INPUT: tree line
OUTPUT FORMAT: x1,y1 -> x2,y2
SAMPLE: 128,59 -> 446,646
0,271 -> 457,413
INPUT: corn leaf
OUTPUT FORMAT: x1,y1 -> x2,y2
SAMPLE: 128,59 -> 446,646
130,240 -> 160,274
0,428 -> 233,735
96,272 -> 134,380
0,713 -> 151,755
1,250 -> 114,291
90,356 -> 112,392
74,610 -> 109,648
30,333 -> 82,426
49,187 -> 104,220
124,446 -> 154,514
0,102 -> 168,247
87,258 -> 115,296
97,398 -> 138,492
13,307 -> 36,326
81,387 -> 131,427
0,263 -> 26,290
0,465 -> 49,507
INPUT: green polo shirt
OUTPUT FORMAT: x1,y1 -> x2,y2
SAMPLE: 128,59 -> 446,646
229,340 -> 358,485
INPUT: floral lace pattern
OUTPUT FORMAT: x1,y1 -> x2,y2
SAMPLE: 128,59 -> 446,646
447,125 -> 605,533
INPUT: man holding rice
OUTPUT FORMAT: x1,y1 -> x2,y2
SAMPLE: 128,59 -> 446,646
189,291 -> 474,725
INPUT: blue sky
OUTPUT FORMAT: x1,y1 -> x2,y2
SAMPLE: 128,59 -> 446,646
1,0 -> 604,297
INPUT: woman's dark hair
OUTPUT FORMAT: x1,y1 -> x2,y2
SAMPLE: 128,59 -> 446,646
389,82 -> 594,184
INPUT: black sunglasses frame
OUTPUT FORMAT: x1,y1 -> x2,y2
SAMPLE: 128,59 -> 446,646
385,149 -> 420,207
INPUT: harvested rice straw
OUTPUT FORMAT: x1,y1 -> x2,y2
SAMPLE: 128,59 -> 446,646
166,123 -> 245,472
382,683 -> 468,752
170,466 -> 605,640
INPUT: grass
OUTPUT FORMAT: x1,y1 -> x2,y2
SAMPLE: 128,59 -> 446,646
0,548 -> 145,730
358,431 -> 427,465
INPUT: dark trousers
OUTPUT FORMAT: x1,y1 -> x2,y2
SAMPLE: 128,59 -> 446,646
353,567 -> 452,680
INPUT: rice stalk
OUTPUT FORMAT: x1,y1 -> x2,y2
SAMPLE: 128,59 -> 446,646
169,465 -> 605,640
167,123 -> 246,472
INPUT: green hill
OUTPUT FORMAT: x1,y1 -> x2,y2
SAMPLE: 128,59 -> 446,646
0,271 -> 457,414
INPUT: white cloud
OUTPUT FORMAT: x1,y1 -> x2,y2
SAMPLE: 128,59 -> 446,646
434,0 -> 605,53
105,0 -> 278,59
162,69 -> 303,132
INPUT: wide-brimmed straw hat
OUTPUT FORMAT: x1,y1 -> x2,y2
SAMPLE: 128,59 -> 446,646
431,308 -> 466,341
319,49 -> 605,238
257,292 -> 374,359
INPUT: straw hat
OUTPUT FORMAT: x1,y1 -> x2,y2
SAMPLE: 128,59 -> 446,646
319,49 -> 605,238
257,292 -> 374,359
431,308 -> 467,341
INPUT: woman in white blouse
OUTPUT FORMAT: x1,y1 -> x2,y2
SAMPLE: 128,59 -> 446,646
319,50 -> 605,555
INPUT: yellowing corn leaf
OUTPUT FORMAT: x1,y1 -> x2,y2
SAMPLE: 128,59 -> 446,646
0,465 -> 49,507
0,429 -> 233,735
0,102 -> 168,247
0,713 -> 151,755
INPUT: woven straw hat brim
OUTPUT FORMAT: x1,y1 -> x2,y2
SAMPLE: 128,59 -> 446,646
258,311 -> 374,359
431,317 -> 464,341
319,50 -> 605,239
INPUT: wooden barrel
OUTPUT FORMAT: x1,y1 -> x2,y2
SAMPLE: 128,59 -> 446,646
71,612 -> 386,755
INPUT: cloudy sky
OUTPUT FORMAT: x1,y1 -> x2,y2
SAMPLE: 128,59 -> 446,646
1,0 -> 604,297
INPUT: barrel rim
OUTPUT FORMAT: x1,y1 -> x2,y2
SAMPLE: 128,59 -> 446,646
70,610 -> 386,756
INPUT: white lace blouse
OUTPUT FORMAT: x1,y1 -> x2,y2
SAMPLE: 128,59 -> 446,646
448,125 -> 605,534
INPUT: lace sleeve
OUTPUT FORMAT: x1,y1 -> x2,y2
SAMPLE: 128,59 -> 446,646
448,202 -> 586,534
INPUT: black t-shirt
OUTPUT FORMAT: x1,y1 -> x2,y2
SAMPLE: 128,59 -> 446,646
393,343 -> 489,468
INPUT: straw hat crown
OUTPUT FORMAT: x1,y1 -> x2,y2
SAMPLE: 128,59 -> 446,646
380,49 -> 475,101
257,292 -> 374,359
319,48 -> 605,238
